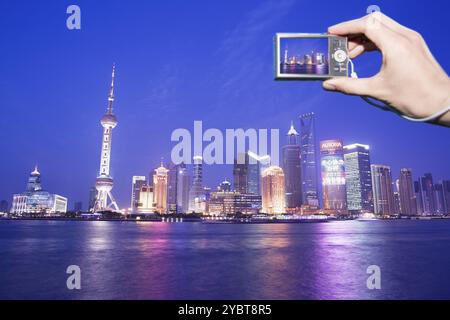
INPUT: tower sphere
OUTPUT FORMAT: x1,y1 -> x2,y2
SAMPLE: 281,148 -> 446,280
95,176 -> 114,192
101,114 -> 118,128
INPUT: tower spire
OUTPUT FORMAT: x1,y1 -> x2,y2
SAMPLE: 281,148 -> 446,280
107,64 -> 115,114
287,121 -> 298,136
31,165 -> 40,175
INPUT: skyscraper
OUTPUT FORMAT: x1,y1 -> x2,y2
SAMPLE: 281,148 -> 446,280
176,163 -> 190,213
371,165 -> 395,215
258,155 -> 271,175
88,186 -> 97,212
398,168 -> 417,216
233,153 -> 248,193
343,144 -> 373,212
153,162 -> 169,214
442,180 -> 450,214
131,176 -> 146,212
232,151 -> 261,195
189,156 -> 204,213
93,65 -> 120,212
246,152 -> 260,195
414,180 -> 424,215
282,122 -> 302,209
300,113 -> 319,207
167,163 -> 179,214
434,183 -> 446,215
261,166 -> 286,214
393,191 -> 401,215
137,184 -> 154,213
320,140 -> 347,211
418,173 -> 437,215
248,151 -> 269,195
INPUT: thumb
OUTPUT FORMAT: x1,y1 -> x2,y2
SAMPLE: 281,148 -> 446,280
323,77 -> 375,96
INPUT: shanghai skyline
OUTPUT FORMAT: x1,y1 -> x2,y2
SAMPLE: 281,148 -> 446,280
1,0 -> 450,210
2,0 -> 450,304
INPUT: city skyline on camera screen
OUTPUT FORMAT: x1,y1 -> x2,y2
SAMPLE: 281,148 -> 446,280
280,38 -> 329,75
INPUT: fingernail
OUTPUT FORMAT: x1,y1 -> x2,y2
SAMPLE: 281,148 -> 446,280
328,24 -> 341,32
323,81 -> 336,91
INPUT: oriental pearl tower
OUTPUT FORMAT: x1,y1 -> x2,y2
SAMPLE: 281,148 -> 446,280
93,65 -> 120,212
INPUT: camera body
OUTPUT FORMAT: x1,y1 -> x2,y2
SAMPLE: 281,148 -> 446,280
274,33 -> 349,80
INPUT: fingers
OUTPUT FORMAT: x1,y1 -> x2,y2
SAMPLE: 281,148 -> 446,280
328,13 -> 396,51
349,45 -> 366,58
322,77 -> 379,97
348,42 -> 377,58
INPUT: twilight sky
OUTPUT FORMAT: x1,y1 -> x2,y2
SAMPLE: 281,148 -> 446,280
0,0 -> 449,210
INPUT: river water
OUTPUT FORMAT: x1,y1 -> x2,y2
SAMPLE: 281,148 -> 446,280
1,219 -> 449,299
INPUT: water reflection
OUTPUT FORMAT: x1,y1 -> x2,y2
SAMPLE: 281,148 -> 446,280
1,220 -> 450,299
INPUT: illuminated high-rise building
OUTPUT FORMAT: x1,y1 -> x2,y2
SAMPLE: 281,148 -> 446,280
414,180 -> 424,215
282,122 -> 302,209
248,151 -> 270,195
442,180 -> 450,214
320,140 -> 347,211
176,163 -> 190,213
257,154 -> 271,172
153,162 -> 169,214
189,156 -> 204,213
434,183 -> 446,215
93,65 -> 120,212
137,184 -> 154,213
261,166 -> 286,214
131,176 -> 146,212
371,165 -> 395,215
166,163 -> 179,214
209,189 -> 261,216
231,152 -> 261,195
393,191 -> 401,215
343,143 -> 373,212
233,153 -> 248,193
300,113 -> 319,207
417,173 -> 437,215
247,155 -> 260,195
398,168 -> 417,216
88,186 -> 97,212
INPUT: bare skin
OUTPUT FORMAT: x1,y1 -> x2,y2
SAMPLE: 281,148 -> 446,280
323,13 -> 450,126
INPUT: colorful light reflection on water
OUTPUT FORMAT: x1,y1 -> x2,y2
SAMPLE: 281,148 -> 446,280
1,220 -> 450,299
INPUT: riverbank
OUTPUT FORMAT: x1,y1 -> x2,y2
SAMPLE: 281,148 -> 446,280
1,215 -> 450,224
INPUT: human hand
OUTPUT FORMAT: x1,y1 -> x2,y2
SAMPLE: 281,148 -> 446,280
323,12 -> 450,126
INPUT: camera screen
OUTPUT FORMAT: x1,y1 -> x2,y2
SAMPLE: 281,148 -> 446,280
280,37 -> 329,75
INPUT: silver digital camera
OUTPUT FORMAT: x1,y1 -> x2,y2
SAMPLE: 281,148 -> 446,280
274,33 -> 349,80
